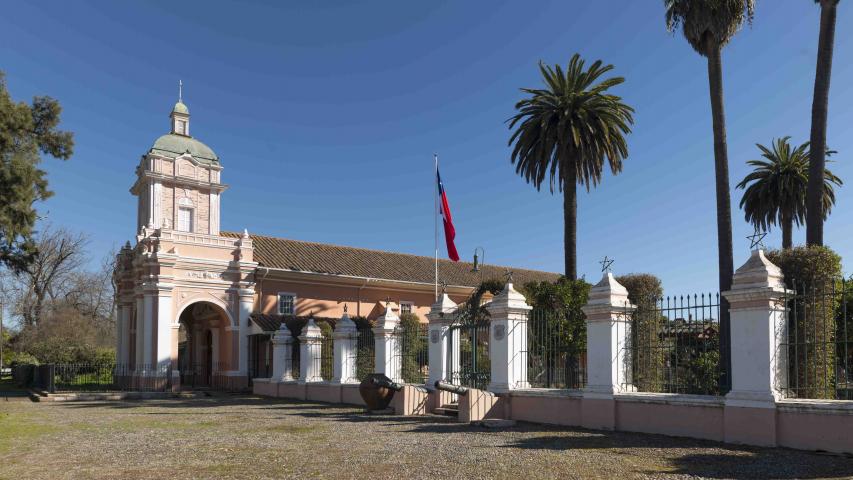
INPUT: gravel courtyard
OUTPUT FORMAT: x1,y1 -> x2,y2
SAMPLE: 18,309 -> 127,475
1,395 -> 852,480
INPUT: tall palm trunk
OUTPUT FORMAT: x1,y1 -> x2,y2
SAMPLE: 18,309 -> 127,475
781,212 -> 794,250
706,39 -> 734,392
806,0 -> 838,246
563,164 -> 578,280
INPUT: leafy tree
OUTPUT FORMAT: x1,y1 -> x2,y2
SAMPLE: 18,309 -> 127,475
398,312 -> 426,383
664,0 -> 755,393
0,72 -> 74,272
737,137 -> 842,249
508,54 -> 634,279
806,0 -> 842,246
617,274 -> 666,392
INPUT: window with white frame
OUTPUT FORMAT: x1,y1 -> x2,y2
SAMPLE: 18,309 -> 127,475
176,119 -> 187,135
177,206 -> 194,232
278,293 -> 296,315
399,301 -> 414,315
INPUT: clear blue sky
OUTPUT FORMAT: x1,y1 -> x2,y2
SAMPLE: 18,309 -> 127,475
1,1 -> 851,295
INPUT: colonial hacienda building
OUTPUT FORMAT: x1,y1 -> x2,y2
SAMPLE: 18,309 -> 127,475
113,96 -> 559,389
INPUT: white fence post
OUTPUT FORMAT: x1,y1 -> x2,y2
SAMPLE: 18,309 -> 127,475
426,293 -> 458,388
373,303 -> 401,381
486,280 -> 532,393
582,272 -> 636,396
332,309 -> 358,385
722,249 -> 789,446
298,319 -> 323,383
271,324 -> 294,382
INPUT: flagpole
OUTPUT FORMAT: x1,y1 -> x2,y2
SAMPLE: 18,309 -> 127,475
434,154 -> 439,300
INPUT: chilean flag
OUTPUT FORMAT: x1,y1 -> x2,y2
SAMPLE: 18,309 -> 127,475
437,169 -> 460,262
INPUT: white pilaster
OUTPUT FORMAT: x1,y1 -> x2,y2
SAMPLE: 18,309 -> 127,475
142,291 -> 156,368
486,281 -> 533,393
331,311 -> 358,384
152,181 -> 163,228
209,192 -> 220,235
155,286 -> 174,368
722,249 -> 790,407
426,293 -> 458,388
299,319 -> 324,383
581,273 -> 636,396
271,324 -> 295,382
373,304 -> 401,382
237,288 -> 254,376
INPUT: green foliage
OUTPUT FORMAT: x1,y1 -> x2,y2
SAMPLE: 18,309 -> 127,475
617,274 -> 666,392
350,316 -> 375,380
0,72 -> 74,272
768,246 -> 842,399
508,54 -> 633,278
7,351 -> 39,366
736,137 -> 841,248
522,277 -> 590,354
398,313 -> 427,383
23,337 -> 114,365
664,0 -> 755,55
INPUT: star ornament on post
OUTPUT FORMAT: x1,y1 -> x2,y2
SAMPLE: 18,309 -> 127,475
599,256 -> 614,274
504,269 -> 514,285
747,229 -> 768,251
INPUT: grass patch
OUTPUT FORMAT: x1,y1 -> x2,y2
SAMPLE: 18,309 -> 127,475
0,411 -> 59,454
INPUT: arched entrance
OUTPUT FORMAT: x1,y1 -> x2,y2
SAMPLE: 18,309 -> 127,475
177,301 -> 232,389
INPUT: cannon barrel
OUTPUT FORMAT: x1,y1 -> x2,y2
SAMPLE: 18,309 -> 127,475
370,376 -> 404,392
434,380 -> 468,395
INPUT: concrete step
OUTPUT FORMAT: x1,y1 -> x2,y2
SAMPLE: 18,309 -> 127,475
435,403 -> 459,417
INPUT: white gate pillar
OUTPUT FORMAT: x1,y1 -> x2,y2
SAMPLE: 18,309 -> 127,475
332,309 -> 358,384
722,249 -> 789,446
486,281 -> 533,393
373,303 -> 401,381
426,293 -> 458,388
237,288 -> 254,377
272,324 -> 295,382
299,319 -> 324,383
582,272 -> 635,396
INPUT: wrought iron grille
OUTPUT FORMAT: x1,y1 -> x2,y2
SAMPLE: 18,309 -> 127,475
781,277 -> 853,400
392,322 -> 429,384
448,316 -> 490,390
349,325 -> 375,381
526,308 -> 587,389
624,293 -> 722,395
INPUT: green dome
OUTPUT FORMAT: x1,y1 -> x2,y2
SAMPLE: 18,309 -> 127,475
172,101 -> 189,115
149,133 -> 219,165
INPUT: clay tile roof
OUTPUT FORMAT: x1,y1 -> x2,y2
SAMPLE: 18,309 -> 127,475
221,231 -> 560,288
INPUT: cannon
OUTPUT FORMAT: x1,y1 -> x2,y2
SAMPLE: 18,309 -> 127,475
359,373 -> 400,410
370,376 -> 404,392
434,380 -> 468,395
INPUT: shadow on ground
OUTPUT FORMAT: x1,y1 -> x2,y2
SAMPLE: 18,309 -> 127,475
54,394 -> 853,479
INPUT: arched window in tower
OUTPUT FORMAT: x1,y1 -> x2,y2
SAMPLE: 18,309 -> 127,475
177,197 -> 195,232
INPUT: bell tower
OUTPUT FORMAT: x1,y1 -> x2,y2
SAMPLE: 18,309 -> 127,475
131,83 -> 226,235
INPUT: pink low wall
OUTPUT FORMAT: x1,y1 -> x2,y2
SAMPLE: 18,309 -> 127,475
507,391 -> 853,454
253,380 -> 366,407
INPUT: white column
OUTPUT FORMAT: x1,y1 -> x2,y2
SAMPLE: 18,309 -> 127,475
722,249 -> 789,406
271,324 -> 294,382
373,304 -> 401,382
426,293 -> 458,388
581,273 -> 636,396
331,311 -> 358,385
209,191 -> 220,235
486,281 -> 533,393
155,286 -> 174,369
152,181 -> 162,228
299,319 -> 324,383
237,288 -> 254,376
134,294 -> 145,369
142,290 -> 156,368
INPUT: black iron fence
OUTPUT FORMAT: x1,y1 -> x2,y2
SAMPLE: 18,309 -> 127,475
625,293 -> 722,395
781,277 -> 853,400
449,316 -> 490,390
13,364 -> 173,393
392,322 -> 429,384
351,326 -> 375,381
526,308 -> 587,389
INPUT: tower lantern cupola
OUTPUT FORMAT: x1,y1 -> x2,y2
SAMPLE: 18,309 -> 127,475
171,80 -> 190,136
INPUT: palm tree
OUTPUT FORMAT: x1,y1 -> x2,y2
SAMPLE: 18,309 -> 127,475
507,54 -> 634,279
806,0 -> 842,246
664,0 -> 755,394
737,137 -> 842,249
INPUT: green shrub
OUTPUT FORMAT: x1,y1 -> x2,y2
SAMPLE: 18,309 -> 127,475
617,274 -> 666,392
8,351 -> 40,366
398,312 -> 426,383
768,245 -> 843,399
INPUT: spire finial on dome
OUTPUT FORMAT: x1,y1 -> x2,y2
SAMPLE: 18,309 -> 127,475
178,79 -> 183,103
